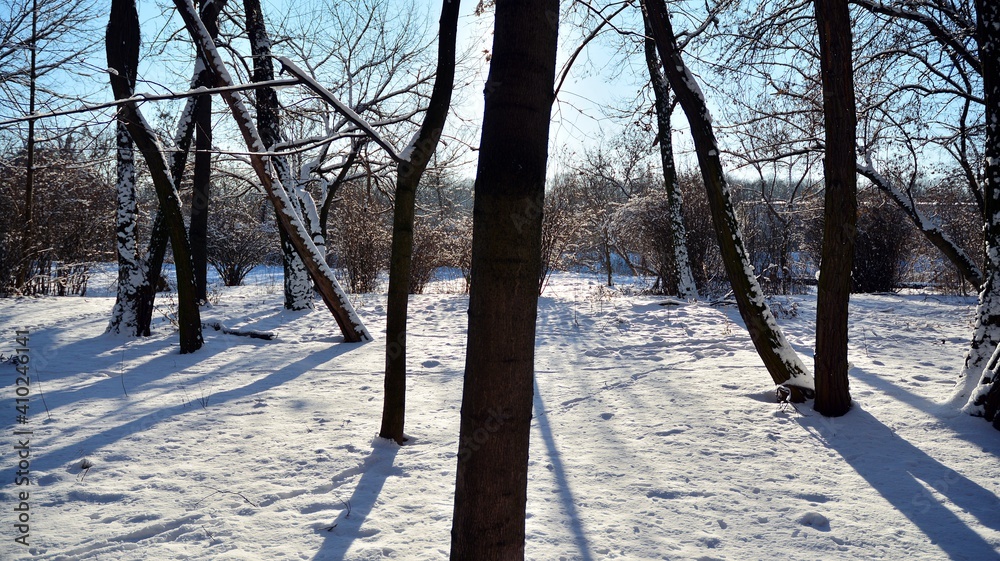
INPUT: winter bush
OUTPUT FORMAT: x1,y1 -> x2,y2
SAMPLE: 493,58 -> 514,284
329,181 -> 391,294
207,193 -> 274,286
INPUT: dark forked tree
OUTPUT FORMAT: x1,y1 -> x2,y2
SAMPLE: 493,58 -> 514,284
107,0 -> 202,353
449,0 -> 559,559
379,0 -> 461,444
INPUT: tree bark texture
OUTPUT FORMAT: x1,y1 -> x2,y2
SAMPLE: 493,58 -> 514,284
812,0 -> 857,417
449,1 -> 558,559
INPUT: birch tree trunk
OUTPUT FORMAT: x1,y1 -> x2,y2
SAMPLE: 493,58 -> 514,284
107,121 -> 143,334
641,0 -> 814,401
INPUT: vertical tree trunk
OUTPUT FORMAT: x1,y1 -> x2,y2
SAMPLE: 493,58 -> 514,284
812,0 -> 857,417
379,0 -> 461,444
963,0 -> 1000,423
108,0 -> 202,353
107,120 -> 143,334
641,0 -> 814,401
17,0 -> 37,289
642,12 -> 697,300
106,0 -> 143,335
190,94 -> 211,303
189,0 -> 221,304
450,1 -> 558,559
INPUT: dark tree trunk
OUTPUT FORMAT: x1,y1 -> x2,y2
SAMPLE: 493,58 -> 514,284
18,0 -> 37,289
641,0 -> 814,401
812,0 -> 857,417
189,0 -> 221,304
190,86 -> 212,303
108,0 -> 202,353
380,0 -> 461,444
134,1 -> 220,335
450,1 -> 558,559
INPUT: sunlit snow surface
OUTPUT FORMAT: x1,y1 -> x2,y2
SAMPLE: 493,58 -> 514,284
2,269 -> 998,560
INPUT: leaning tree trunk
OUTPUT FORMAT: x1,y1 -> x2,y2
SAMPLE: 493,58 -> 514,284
642,12 -> 697,301
450,1 -> 558,559
379,0 -> 461,444
962,0 -> 1000,425
108,0 -> 202,353
174,0 -> 370,342
641,0 -> 813,401
857,161 -> 984,289
133,1 -> 220,335
243,0 -> 313,311
813,0 -> 857,417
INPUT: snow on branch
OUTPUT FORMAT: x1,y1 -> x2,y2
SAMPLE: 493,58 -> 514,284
172,0 -> 372,342
277,57 -> 404,162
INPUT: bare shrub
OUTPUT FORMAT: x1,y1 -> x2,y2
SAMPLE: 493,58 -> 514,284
207,193 -> 274,287
329,182 -> 391,293
0,140 -> 113,296
852,188 -> 911,293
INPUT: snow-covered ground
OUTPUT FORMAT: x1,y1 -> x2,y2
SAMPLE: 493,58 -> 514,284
1,269 -> 998,560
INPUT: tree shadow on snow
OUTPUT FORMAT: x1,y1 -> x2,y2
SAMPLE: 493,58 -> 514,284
795,403 -> 1000,560
848,367 -> 1000,451
311,442 -> 400,560
29,344 -> 358,474
533,378 -> 596,561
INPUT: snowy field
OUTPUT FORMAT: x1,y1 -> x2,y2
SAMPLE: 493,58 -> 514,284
1,269 -> 998,560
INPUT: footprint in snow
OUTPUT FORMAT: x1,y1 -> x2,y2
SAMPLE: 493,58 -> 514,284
798,511 -> 831,531
655,426 -> 689,437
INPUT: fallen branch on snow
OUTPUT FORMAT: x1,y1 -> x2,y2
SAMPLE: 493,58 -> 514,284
202,321 -> 275,340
